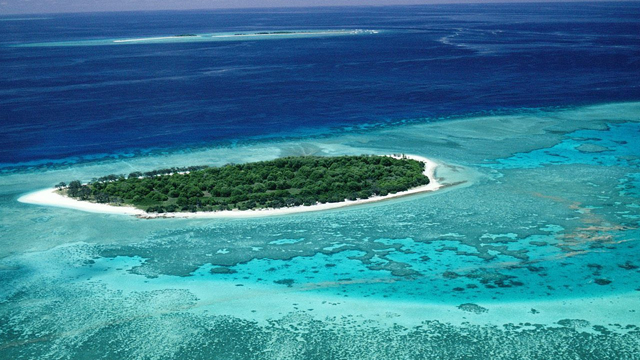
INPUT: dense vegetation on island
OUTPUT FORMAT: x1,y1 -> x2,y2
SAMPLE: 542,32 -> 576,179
57,155 -> 429,213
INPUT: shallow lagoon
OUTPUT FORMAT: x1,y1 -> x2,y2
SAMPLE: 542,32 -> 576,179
1,102 -> 639,358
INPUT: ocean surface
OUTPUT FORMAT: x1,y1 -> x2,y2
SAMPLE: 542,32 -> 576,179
1,3 -> 640,359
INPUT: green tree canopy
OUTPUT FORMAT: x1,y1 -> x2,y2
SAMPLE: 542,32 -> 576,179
60,155 -> 429,213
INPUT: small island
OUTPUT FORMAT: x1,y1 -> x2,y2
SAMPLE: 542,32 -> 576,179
19,154 -> 441,218
56,155 -> 429,213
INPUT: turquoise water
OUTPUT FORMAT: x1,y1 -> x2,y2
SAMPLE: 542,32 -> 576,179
1,103 -> 639,358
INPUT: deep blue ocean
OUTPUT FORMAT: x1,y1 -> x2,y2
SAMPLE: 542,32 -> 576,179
2,2 -> 639,166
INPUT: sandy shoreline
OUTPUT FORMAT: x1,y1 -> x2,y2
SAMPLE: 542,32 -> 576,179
18,154 -> 442,219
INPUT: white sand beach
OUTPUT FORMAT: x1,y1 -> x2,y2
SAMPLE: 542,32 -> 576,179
18,188 -> 146,216
18,154 -> 442,219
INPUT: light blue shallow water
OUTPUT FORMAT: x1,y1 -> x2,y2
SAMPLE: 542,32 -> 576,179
1,102 -> 639,358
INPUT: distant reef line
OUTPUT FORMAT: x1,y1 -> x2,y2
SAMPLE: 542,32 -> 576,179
13,29 -> 380,47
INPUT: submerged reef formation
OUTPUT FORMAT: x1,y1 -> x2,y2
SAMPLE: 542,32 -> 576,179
2,295 -> 638,360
